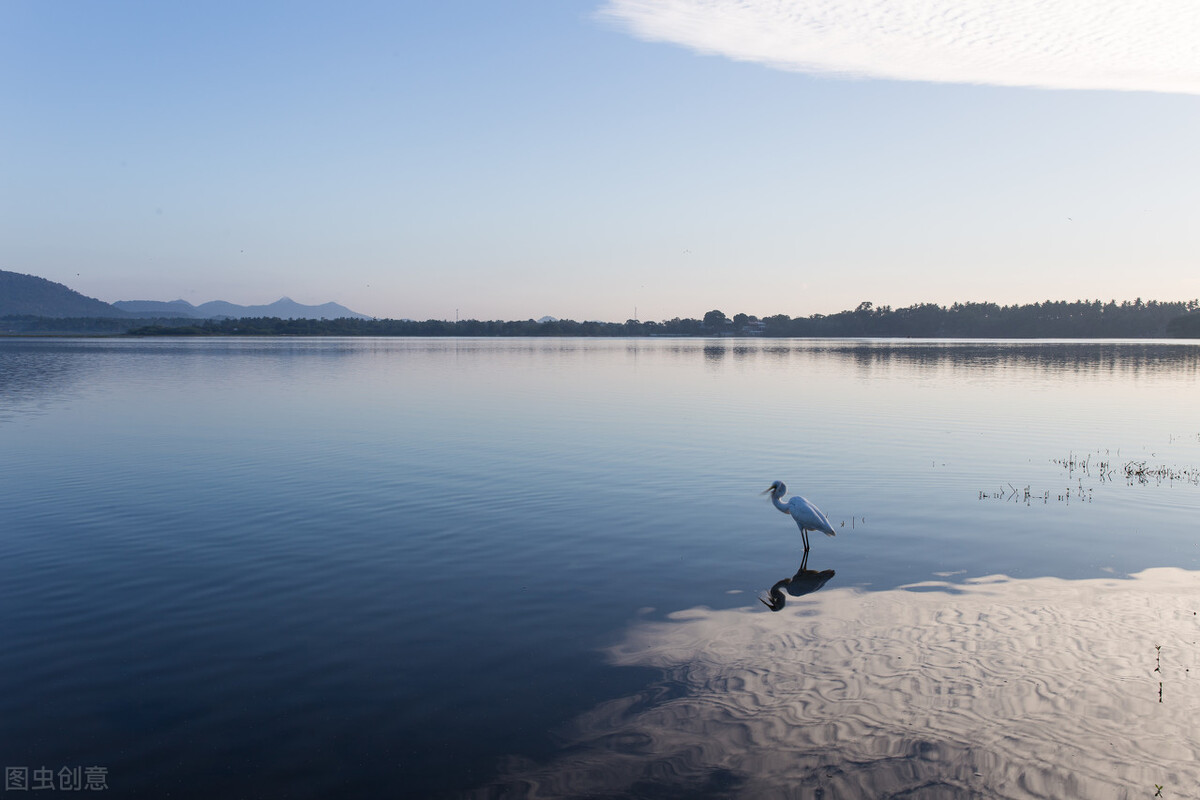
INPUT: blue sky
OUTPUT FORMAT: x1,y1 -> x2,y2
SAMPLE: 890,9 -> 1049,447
2,1 -> 1197,321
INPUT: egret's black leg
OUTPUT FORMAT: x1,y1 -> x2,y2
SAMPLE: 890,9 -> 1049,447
802,529 -> 810,551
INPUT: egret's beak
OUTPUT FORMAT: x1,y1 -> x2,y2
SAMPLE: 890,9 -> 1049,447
761,485 -> 775,495
759,594 -> 784,612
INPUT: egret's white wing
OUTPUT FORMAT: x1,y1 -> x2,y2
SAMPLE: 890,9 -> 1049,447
790,496 -> 836,536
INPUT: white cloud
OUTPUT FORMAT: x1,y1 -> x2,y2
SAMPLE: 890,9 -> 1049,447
599,0 -> 1200,94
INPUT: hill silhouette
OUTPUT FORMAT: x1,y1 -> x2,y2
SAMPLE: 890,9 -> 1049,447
114,297 -> 369,320
0,270 -> 131,318
0,269 -> 369,320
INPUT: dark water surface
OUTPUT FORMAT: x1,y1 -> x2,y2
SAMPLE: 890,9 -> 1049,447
2,338 -> 1198,799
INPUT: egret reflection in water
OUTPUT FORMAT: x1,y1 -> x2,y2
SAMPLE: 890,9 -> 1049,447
763,480 -> 836,552
760,549 -> 836,612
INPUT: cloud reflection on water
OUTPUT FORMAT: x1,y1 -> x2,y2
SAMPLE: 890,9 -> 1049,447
483,569 -> 1200,799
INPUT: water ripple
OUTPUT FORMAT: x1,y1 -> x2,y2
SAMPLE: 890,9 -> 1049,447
481,569 -> 1200,799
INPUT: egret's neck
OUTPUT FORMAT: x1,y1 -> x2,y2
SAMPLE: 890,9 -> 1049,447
771,493 -> 789,513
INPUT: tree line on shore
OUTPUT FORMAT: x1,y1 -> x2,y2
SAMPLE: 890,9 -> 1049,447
4,298 -> 1199,338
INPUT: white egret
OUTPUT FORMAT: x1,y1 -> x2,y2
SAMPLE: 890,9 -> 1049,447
763,480 -> 836,552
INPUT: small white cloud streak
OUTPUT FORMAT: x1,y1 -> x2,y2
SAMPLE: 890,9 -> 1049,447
599,0 -> 1200,94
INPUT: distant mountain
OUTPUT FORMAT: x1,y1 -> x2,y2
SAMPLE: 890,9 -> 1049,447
112,299 -> 199,317
0,269 -> 369,321
198,297 -> 369,320
113,297 -> 369,320
0,270 -> 131,318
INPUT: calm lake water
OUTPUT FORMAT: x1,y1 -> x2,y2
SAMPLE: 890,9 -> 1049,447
2,337 -> 1199,799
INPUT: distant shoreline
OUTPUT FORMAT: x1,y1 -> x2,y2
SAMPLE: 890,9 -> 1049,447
3,298 -> 1199,339
6,334 -> 1200,343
